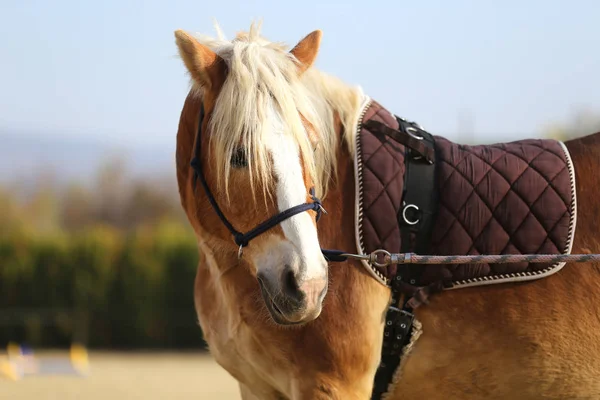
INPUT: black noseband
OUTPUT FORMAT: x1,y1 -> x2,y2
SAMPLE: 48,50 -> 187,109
190,104 -> 325,254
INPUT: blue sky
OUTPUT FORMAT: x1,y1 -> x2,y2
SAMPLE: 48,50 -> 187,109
1,0 -> 599,147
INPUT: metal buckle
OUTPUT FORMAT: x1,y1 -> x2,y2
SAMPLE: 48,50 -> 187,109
402,204 -> 420,225
340,249 -> 407,267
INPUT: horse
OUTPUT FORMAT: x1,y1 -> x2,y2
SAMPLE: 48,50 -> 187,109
173,22 -> 600,399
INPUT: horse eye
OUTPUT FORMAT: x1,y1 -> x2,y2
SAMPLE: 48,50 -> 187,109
230,148 -> 248,168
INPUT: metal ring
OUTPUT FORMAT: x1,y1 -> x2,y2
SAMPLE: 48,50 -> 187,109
406,126 -> 423,140
371,249 -> 392,268
402,204 -> 420,226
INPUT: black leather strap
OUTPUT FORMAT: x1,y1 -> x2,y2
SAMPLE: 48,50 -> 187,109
399,116 -> 438,275
371,300 -> 415,400
371,116 -> 438,400
321,249 -> 349,262
363,119 -> 434,164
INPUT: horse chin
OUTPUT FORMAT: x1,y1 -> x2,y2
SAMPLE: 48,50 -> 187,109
266,297 -> 304,326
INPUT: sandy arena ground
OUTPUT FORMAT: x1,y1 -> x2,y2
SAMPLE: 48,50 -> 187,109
0,351 -> 240,400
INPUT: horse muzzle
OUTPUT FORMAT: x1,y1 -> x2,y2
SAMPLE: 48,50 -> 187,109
257,264 -> 327,325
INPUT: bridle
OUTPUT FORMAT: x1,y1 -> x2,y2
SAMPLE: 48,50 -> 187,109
190,103 -> 328,258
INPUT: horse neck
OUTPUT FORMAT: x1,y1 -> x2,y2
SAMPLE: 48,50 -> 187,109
309,72 -> 367,257
317,111 -> 360,256
313,103 -> 391,310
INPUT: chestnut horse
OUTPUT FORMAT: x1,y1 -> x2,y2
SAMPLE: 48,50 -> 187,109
173,23 -> 600,399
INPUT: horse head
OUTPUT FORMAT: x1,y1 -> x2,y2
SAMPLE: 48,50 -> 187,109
174,25 -> 330,326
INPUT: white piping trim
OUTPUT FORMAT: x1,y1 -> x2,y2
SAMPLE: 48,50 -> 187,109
352,96 -> 389,286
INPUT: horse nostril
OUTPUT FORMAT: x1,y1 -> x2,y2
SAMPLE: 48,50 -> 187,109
281,265 -> 304,302
284,266 -> 298,289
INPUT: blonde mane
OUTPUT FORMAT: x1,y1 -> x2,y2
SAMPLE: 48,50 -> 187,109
188,22 -> 364,200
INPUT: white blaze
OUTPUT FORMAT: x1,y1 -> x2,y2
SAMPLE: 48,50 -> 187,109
261,103 -> 327,280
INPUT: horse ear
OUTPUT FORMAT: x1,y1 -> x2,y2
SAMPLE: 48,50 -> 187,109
290,30 -> 322,74
174,29 -> 226,89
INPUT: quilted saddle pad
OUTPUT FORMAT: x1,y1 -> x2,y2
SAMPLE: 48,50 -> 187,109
353,96 -> 577,290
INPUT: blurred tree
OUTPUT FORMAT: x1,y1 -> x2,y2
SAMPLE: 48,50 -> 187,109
0,152 -> 204,349
123,180 -> 179,229
23,185 -> 60,235
93,154 -> 129,228
60,184 -> 94,231
0,188 -> 20,236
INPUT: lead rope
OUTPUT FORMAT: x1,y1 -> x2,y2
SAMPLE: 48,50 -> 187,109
322,249 -> 600,266
322,249 -> 600,310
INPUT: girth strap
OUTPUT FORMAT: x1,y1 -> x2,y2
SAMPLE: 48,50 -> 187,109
398,114 -> 438,304
369,114 -> 438,400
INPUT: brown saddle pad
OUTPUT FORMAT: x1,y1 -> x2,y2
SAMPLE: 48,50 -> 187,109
353,98 -> 577,290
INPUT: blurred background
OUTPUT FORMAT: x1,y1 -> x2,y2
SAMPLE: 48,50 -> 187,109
1,0 -> 599,398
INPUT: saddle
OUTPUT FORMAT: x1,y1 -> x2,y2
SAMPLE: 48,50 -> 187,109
355,98 -> 577,400
353,98 -> 577,292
